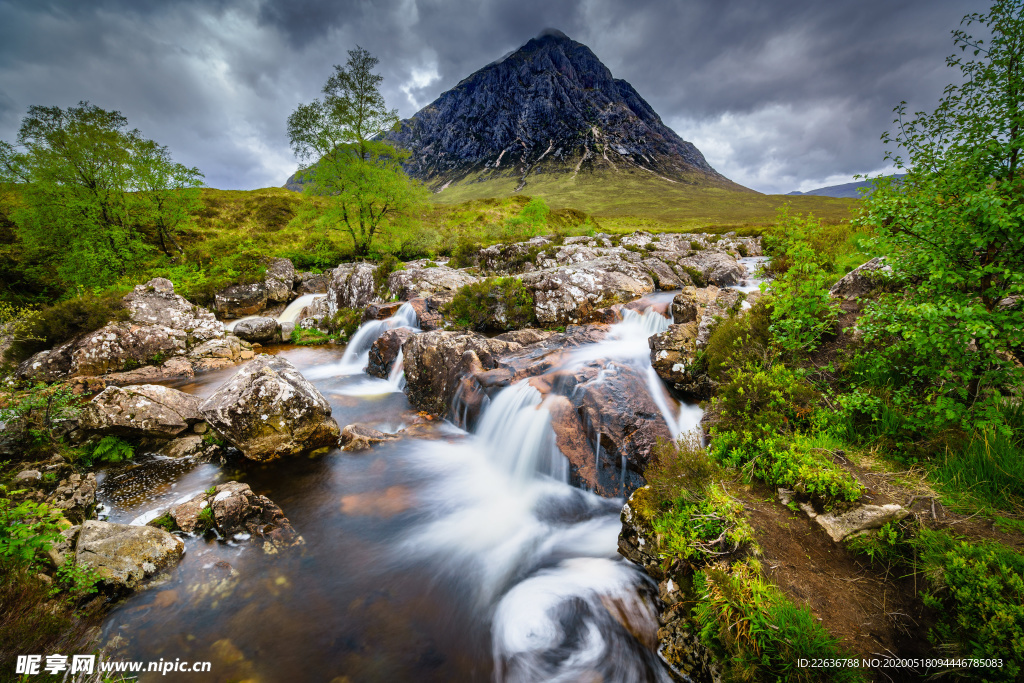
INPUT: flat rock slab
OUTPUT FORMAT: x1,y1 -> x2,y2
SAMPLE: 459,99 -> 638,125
75,520 -> 184,590
812,504 -> 909,542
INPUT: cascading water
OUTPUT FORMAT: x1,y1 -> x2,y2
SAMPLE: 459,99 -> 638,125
222,293 -> 322,332
304,302 -> 419,381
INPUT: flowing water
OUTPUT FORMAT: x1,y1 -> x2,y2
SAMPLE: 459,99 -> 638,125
222,293 -> 324,332
97,298 -> 695,682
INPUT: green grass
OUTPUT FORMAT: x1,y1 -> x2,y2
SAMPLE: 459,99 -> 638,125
930,424 -> 1024,514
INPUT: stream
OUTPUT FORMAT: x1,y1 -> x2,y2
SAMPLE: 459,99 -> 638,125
95,295 -> 711,682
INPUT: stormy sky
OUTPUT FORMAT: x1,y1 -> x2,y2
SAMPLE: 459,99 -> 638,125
0,0 -> 989,194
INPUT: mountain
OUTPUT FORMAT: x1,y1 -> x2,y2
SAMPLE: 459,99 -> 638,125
787,174 -> 905,199
384,29 -> 750,196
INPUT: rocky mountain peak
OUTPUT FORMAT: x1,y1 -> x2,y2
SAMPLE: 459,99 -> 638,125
385,31 -> 743,193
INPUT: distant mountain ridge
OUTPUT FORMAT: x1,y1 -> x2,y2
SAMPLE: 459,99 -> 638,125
381,29 -> 749,194
788,174 -> 905,199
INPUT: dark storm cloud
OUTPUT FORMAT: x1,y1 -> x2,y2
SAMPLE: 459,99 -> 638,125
0,0 -> 993,192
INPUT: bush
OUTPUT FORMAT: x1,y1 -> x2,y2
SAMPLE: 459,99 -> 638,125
4,291 -> 130,363
712,363 -> 819,439
915,530 -> 1024,682
694,560 -> 865,683
701,301 -> 773,383
0,383 -> 81,459
445,277 -> 535,331
765,240 -> 840,355
372,254 -> 405,298
448,240 -> 481,269
0,487 -> 63,570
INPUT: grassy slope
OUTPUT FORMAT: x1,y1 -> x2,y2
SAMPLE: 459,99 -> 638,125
430,166 -> 859,230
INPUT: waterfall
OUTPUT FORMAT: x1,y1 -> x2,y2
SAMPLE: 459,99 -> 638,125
387,349 -> 406,391
474,381 -> 568,484
303,302 -> 419,380
222,293 -> 322,332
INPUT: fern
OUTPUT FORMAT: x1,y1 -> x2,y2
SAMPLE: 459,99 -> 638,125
90,436 -> 134,464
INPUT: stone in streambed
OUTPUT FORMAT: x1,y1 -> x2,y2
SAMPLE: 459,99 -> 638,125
200,355 -> 340,461
232,316 -> 280,344
81,384 -> 202,438
75,520 -> 184,590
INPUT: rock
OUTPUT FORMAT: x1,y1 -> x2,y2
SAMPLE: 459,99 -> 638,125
81,384 -> 202,438
156,434 -> 207,458
122,278 -> 222,344
388,265 -> 479,302
406,297 -> 445,331
340,424 -> 400,451
48,473 -> 97,523
200,355 -> 340,461
279,321 -> 295,343
214,282 -> 267,319
402,331 -> 523,417
164,481 -> 298,548
521,257 -> 655,326
478,237 -> 552,272
46,525 -> 81,568
813,504 -> 909,542
362,301 -> 404,322
829,257 -> 892,300
327,262 -> 379,314
102,356 -> 196,386
677,250 -> 746,287
649,321 -> 700,387
188,336 -> 244,369
670,285 -> 741,347
75,520 -> 184,590
618,487 -> 665,578
232,317 -> 280,344
640,257 -> 684,290
367,328 -> 414,379
263,258 -> 295,304
13,469 -> 42,483
295,270 -> 331,295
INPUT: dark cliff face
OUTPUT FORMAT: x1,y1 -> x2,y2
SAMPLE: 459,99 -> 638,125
385,30 -> 736,191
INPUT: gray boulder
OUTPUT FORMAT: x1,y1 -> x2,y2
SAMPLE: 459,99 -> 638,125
388,265 -> 479,304
521,257 -> 655,326
122,278 -> 222,344
327,263 -> 380,314
75,520 -> 185,590
263,258 -> 296,304
232,317 -> 280,344
830,257 -> 892,300
214,282 -> 268,319
200,355 -> 340,461
162,481 -> 299,548
81,384 -> 202,438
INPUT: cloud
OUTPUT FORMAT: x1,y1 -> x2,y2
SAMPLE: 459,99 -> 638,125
0,0 -> 992,192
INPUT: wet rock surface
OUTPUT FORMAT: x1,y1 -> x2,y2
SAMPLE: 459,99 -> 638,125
232,317 -> 280,344
163,481 -> 299,550
76,520 -> 185,590
388,265 -> 479,304
200,355 -> 340,461
367,328 -> 414,379
340,424 -> 401,451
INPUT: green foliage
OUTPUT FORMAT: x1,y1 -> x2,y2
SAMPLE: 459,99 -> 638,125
712,363 -> 819,439
695,560 -> 865,683
845,521 -> 907,567
372,254 -> 405,297
0,102 -> 203,290
287,47 -> 430,256
701,301 -> 773,383
149,512 -> 176,533
445,277 -> 536,331
4,290 -> 129,363
448,240 -> 482,268
327,307 -> 362,339
0,487 -> 63,569
78,436 -> 134,468
501,196 -> 550,240
849,1 -> 1024,438
50,558 -> 99,607
680,264 -> 707,287
290,327 -> 333,346
197,505 -> 216,531
710,430 -> 864,508
915,529 -> 1024,681
638,433 -> 753,563
0,383 -> 81,457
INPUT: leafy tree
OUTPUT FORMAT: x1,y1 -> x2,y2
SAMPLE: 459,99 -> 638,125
851,0 -> 1024,434
0,102 -> 203,290
287,47 -> 428,257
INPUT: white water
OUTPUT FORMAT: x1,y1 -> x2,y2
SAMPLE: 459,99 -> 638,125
222,293 -> 324,331
304,302 -> 419,380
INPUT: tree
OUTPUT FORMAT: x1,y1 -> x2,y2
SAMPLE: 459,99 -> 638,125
852,0 -> 1024,434
0,102 -> 203,290
287,47 -> 427,257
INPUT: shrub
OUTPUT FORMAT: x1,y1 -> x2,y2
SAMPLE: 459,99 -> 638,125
0,383 -> 81,458
372,254 -> 405,297
4,291 -> 130,363
448,240 -> 481,268
694,560 -> 864,683
0,487 -> 63,570
712,362 -> 819,438
914,530 -> 1024,682
765,239 -> 840,355
445,277 -> 535,331
326,308 -> 362,339
681,265 -> 707,287
701,301 -> 773,383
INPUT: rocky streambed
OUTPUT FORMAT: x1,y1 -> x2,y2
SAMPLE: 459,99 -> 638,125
10,231 -> 768,681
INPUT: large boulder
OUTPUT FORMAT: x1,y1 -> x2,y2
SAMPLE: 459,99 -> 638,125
402,331 -> 524,417
521,257 -> 655,326
388,265 -> 479,304
69,322 -> 188,377
676,251 -> 746,287
649,321 -> 700,387
263,258 -> 296,304
122,278 -> 222,344
200,355 -> 340,461
327,263 -> 379,314
829,257 -> 892,300
101,356 -> 196,386
188,335 -> 251,372
232,317 -> 280,344
81,384 -> 202,438
214,282 -> 268,319
162,481 -> 299,548
75,520 -> 185,590
367,328 -> 415,379
295,270 -> 332,295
